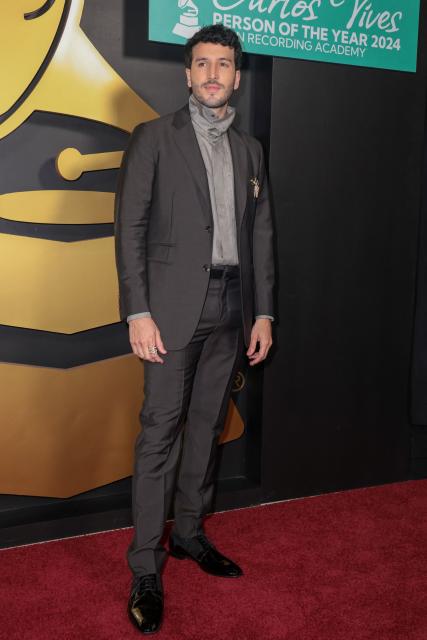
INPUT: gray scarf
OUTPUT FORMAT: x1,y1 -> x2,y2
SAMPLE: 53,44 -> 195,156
189,93 -> 236,141
188,94 -> 239,266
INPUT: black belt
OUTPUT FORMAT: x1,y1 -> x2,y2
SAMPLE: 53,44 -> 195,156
209,265 -> 240,280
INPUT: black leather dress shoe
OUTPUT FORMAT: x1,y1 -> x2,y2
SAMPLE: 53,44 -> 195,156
128,574 -> 163,634
169,532 -> 243,578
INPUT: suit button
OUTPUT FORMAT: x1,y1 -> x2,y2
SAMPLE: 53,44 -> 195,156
203,264 -> 210,272
205,225 -> 211,232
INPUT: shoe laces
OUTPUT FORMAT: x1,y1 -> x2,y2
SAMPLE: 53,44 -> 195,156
135,574 -> 158,593
195,533 -> 214,554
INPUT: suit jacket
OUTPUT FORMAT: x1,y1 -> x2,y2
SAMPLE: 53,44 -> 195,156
114,104 -> 275,350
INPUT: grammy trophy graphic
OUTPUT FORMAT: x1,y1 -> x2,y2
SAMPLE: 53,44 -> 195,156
173,0 -> 201,39
0,0 -> 246,498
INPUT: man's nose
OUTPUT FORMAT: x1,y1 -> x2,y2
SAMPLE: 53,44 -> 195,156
208,63 -> 219,80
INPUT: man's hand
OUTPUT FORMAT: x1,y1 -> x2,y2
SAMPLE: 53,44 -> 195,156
129,317 -> 167,363
246,318 -> 273,366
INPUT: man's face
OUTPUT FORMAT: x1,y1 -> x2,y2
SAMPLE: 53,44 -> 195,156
185,42 -> 240,111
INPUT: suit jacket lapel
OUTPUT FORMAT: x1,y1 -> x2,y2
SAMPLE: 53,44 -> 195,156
172,106 -> 250,230
228,125 -> 249,230
172,106 -> 213,226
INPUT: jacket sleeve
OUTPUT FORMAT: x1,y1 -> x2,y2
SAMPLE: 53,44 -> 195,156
114,123 -> 156,319
252,140 -> 275,319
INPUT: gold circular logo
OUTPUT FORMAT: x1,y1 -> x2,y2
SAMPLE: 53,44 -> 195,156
232,371 -> 245,393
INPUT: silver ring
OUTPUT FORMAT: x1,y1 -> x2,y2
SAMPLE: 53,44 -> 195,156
148,345 -> 158,355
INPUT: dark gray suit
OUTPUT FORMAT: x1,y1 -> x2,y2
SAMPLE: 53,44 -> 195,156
115,105 -> 274,349
115,105 -> 274,576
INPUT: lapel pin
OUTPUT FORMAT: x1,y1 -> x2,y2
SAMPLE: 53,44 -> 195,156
250,177 -> 260,199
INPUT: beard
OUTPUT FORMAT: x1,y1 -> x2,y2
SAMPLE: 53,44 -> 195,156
191,82 -> 235,110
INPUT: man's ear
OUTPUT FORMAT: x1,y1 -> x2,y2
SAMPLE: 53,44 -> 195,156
234,70 -> 241,91
185,68 -> 192,89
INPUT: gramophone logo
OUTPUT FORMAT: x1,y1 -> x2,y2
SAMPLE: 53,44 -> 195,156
173,0 -> 200,39
0,0 -> 243,499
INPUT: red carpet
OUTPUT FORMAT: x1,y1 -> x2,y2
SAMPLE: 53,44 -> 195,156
1,481 -> 427,640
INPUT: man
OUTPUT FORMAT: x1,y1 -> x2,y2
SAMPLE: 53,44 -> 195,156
115,24 -> 275,634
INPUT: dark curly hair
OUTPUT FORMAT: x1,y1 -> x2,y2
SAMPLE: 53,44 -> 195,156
184,24 -> 243,70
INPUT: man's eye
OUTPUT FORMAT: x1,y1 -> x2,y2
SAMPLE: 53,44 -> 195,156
24,0 -> 56,21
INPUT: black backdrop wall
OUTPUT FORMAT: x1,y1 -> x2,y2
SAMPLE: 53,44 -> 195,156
1,0 -> 427,546
411,91 -> 427,476
263,37 -> 427,500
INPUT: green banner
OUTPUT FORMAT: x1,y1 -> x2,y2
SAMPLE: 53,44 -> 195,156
149,0 -> 420,72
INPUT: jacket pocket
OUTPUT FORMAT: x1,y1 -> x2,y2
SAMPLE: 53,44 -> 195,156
146,242 -> 174,264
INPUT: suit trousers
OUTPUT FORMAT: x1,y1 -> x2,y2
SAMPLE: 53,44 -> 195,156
127,268 -> 244,576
